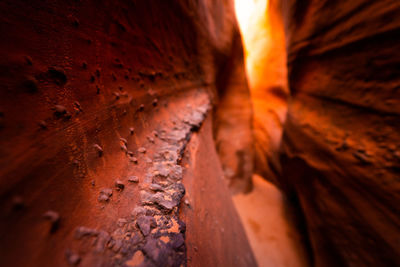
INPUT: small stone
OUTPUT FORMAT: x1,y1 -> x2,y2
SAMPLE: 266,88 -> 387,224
184,199 -> 190,206
171,233 -> 184,249
24,55 -> 33,66
54,105 -> 67,116
138,104 -> 144,111
353,151 -> 371,164
130,157 -> 138,164
12,195 -> 24,210
91,180 -> 95,186
64,111 -> 72,120
112,239 -> 123,252
120,143 -> 128,152
65,250 -> 81,266
147,136 -> 155,143
98,194 -> 110,202
152,130 -> 158,137
136,216 -> 156,236
120,138 -> 128,145
117,218 -> 128,227
48,67 -> 67,85
22,76 -> 38,92
129,127 -> 135,135
152,98 -> 158,106
75,226 -> 98,239
128,176 -> 139,183
131,207 -> 146,217
101,188 -> 113,197
38,120 -> 47,129
113,92 -> 120,100
93,144 -> 103,157
95,230 -> 111,252
43,210 -> 60,233
138,147 -> 146,153
149,184 -> 163,192
73,101 -> 82,113
115,180 -> 125,191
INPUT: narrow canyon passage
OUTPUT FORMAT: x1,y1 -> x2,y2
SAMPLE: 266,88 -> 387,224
0,1 -> 399,267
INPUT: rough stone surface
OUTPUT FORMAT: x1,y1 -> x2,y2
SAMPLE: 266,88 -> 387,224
0,1 -> 255,266
278,0 -> 400,266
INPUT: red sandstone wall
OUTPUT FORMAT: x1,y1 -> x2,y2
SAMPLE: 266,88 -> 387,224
0,1 -> 255,266
279,0 -> 400,266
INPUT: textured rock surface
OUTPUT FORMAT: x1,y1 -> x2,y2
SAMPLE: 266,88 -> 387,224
0,0 -> 254,266
279,0 -> 400,266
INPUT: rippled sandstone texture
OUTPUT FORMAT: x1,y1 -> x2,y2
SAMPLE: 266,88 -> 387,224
0,1 -> 255,266
278,0 -> 400,266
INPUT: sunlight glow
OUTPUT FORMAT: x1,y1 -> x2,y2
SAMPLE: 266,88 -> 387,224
234,0 -> 269,89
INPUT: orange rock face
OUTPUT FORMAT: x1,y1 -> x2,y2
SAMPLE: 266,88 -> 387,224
278,0 -> 400,266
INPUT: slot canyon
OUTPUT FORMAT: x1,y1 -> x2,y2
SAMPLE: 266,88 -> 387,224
0,0 -> 399,266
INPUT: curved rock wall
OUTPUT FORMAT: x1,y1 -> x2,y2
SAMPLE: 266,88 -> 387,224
0,0 -> 255,266
279,0 -> 400,265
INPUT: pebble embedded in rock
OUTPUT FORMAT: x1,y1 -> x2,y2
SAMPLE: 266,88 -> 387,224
73,101 -> 82,113
152,98 -> 158,106
98,194 -> 110,202
75,226 -> 98,239
22,76 -> 38,93
128,176 -> 139,183
130,157 -> 138,164
138,147 -> 146,153
136,215 -> 156,236
65,250 -> 81,266
120,138 -> 128,145
38,120 -> 47,129
147,136 -> 155,143
47,67 -> 67,85
117,218 -> 128,227
54,105 -> 67,116
149,183 -> 163,192
24,55 -> 33,66
12,195 -> 24,210
93,144 -> 103,157
131,206 -> 146,217
43,210 -> 60,233
353,151 -> 371,164
115,180 -> 125,191
120,143 -> 127,152
101,188 -> 113,197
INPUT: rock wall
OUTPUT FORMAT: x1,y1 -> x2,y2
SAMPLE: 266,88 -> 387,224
279,0 -> 400,266
0,0 -> 255,266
